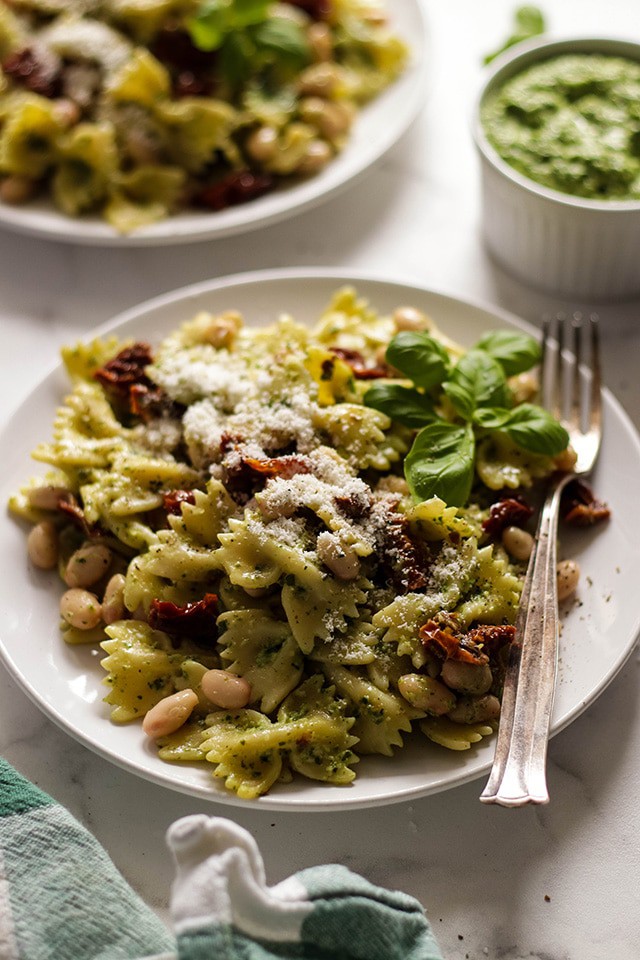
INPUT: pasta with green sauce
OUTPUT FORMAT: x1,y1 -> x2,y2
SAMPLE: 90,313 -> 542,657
0,0 -> 408,231
11,288 -> 577,800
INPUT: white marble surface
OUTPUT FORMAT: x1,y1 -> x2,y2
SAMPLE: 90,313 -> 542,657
1,2 -> 640,959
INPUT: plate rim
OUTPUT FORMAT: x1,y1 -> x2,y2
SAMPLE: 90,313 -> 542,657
2,266 -> 639,811
0,0 -> 429,248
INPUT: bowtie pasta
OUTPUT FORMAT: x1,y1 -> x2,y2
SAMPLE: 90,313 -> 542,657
0,0 -> 407,231
11,288 -> 576,800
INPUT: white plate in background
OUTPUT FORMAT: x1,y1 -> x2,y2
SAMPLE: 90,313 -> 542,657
1,268 -> 638,810
0,0 -> 428,247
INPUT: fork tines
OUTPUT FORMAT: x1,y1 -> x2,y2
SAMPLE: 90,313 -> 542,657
540,314 -> 601,437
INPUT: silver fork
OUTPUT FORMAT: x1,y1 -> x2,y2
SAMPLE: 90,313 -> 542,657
480,314 -> 602,807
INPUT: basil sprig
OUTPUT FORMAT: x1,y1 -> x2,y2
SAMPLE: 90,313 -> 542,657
364,328 -> 569,506
187,0 -> 311,88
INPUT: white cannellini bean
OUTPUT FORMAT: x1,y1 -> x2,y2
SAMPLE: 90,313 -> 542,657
447,694 -> 501,724
142,689 -> 199,739
246,125 -> 279,164
60,588 -> 102,630
502,525 -> 534,562
27,485 -> 71,511
392,305 -> 430,332
440,659 -> 493,695
201,669 -> 252,709
102,573 -> 126,624
316,531 -> 361,580
297,139 -> 333,175
0,175 -> 36,205
299,97 -> 354,139
297,62 -> 344,97
398,673 -> 456,715
64,542 -> 112,588
27,521 -> 58,570
557,559 -> 580,601
204,311 -> 243,349
307,22 -> 333,61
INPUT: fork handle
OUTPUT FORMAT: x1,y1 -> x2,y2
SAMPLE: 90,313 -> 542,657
480,473 -> 571,807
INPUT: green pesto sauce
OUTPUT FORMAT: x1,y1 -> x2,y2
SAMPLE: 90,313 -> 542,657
481,53 -> 640,200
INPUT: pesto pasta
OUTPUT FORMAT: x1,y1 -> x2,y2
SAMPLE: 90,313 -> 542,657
11,287 -> 573,800
0,0 -> 407,231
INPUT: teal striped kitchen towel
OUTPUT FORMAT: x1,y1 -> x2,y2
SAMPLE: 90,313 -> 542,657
0,758 -> 443,960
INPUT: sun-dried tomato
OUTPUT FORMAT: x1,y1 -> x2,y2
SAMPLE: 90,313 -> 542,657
94,343 -> 154,399
420,616 -> 515,665
329,347 -> 391,380
420,616 -> 491,664
377,508 -> 431,593
195,170 -> 275,212
149,594 -> 218,647
57,495 -> 96,539
243,455 -> 312,480
129,382 -> 184,422
464,623 -> 515,655
151,27 -> 216,73
482,496 -> 534,539
222,453 -> 312,503
163,490 -> 197,515
561,479 -> 610,526
334,489 -> 373,519
2,46 -> 61,97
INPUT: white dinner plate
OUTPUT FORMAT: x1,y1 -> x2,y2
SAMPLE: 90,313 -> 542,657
1,269 -> 639,811
0,0 -> 427,247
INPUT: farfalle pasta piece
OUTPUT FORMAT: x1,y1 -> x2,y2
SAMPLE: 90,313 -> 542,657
476,432 -> 553,490
0,93 -> 64,177
52,122 -> 119,216
158,98 -> 239,174
406,496 -> 475,542
420,716 -> 495,751
104,48 -> 170,105
199,676 -> 357,798
311,287 -> 394,355
100,620 -> 184,722
321,663 -> 423,756
217,608 -> 304,714
32,382 -> 127,472
454,543 -> 522,628
312,403 -> 406,471
61,337 -> 130,383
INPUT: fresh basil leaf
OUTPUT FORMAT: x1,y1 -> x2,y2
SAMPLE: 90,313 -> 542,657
405,421 -> 475,507
187,1 -> 226,51
443,349 -> 508,417
364,383 -> 437,428
219,31 -> 255,88
385,332 -> 451,390
254,17 -> 311,66
483,5 -> 545,64
441,380 -> 475,421
472,406 -> 513,430
481,403 -> 569,454
187,0 -> 269,51
474,330 -> 541,376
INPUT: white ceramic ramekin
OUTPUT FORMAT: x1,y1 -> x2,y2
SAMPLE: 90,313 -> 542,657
473,36 -> 640,301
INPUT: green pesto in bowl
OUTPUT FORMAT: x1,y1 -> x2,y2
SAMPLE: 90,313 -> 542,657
481,53 -> 640,200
